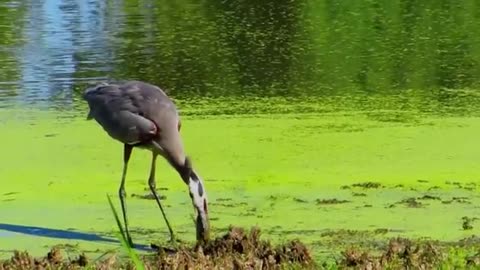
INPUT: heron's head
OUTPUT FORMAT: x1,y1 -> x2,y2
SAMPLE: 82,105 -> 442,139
184,157 -> 210,242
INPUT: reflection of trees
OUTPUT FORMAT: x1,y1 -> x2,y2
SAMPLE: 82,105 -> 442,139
112,0 -> 236,97
112,0 -> 305,97
111,0 -> 480,98
209,0 -> 305,95
0,0 -> 478,106
303,0 -> 479,94
0,2 -> 26,98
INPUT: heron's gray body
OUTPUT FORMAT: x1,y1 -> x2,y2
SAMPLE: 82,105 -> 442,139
83,80 -> 209,245
84,81 -> 185,167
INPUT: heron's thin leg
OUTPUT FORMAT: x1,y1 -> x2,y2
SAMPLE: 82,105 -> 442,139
148,152 -> 176,243
119,144 -> 134,247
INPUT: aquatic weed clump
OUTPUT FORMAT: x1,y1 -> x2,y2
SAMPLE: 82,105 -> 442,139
147,226 -> 315,269
340,237 -> 446,269
0,248 -> 87,270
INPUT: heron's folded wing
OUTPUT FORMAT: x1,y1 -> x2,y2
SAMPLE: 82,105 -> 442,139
105,110 -> 157,145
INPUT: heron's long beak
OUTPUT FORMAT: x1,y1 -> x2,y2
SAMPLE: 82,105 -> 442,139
187,172 -> 210,242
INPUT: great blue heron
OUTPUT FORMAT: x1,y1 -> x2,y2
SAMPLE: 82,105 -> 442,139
82,80 -> 209,246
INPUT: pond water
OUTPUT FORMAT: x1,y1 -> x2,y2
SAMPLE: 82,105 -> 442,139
0,0 -> 479,109
1,0 -> 480,262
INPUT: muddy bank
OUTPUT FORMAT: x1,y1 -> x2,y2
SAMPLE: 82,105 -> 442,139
339,237 -> 480,269
0,226 -> 315,270
2,227 -> 480,269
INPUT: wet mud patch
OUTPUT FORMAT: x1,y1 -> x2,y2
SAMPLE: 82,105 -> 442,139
0,226 -> 315,270
293,197 -> 308,203
131,187 -> 169,200
343,182 -> 384,189
442,196 -> 471,204
462,216 -> 478,230
131,193 -> 166,200
316,198 -> 350,205
445,181 -> 478,191
417,194 -> 441,201
386,194 -> 443,208
388,197 -> 425,208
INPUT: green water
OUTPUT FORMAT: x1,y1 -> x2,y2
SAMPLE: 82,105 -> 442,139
1,0 -> 480,264
2,97 -> 480,261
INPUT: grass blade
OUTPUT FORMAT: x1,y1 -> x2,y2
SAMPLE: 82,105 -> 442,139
106,194 -> 145,270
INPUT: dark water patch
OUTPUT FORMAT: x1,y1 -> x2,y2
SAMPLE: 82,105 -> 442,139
352,192 -> 367,197
0,223 -> 124,247
417,179 -> 429,183
2,192 -> 18,196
